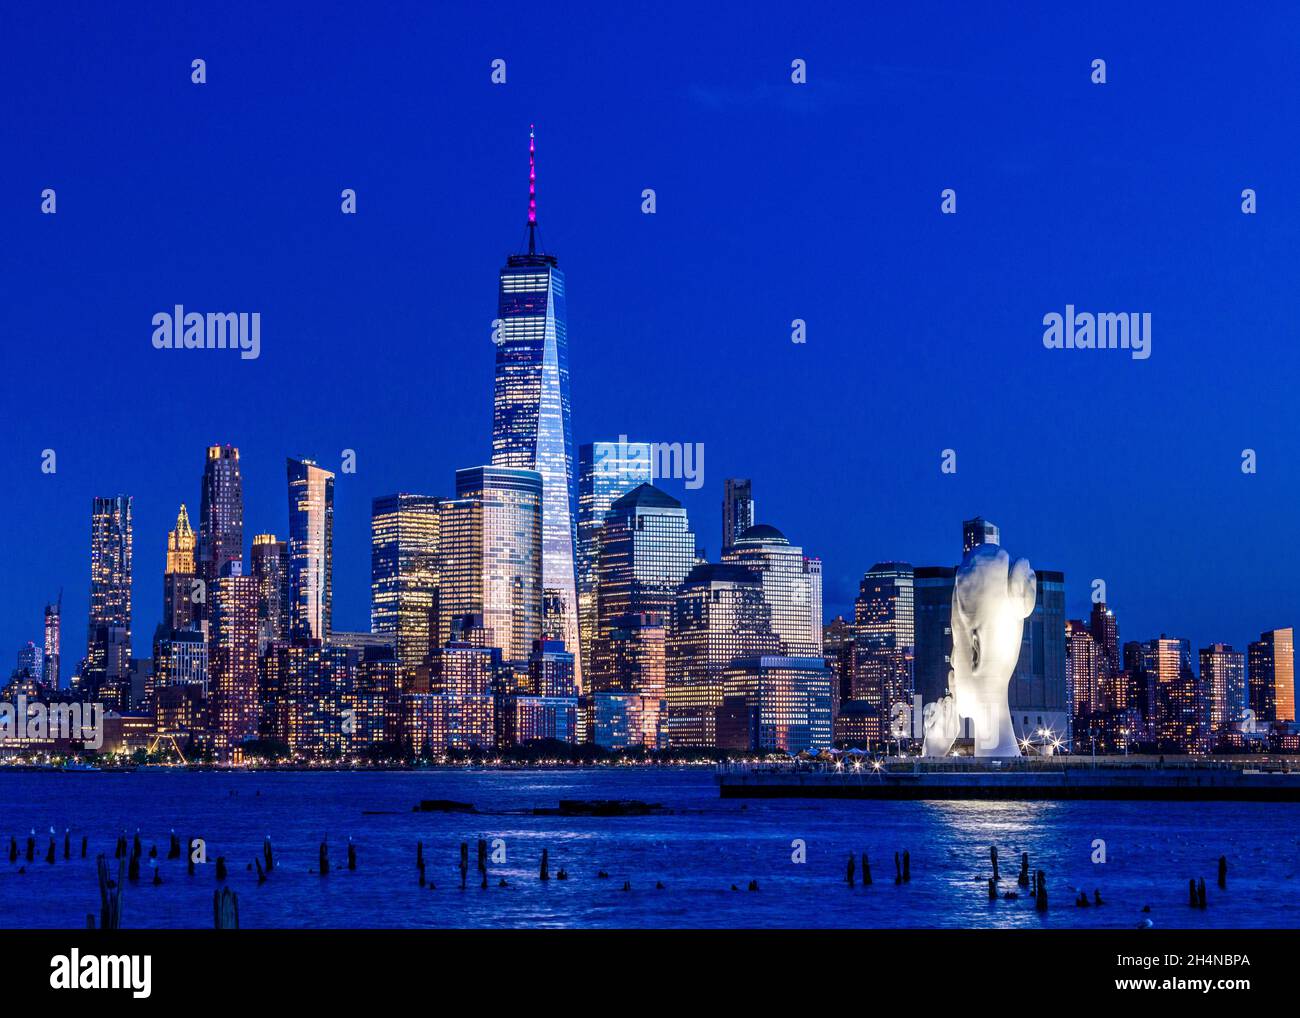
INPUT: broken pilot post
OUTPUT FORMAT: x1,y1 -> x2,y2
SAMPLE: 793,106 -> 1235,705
215,857 -> 227,881
97,854 -> 125,931
1035,871 -> 1048,912
988,877 -> 997,901
540,848 -> 550,881
168,831 -> 180,860
26,830 -> 34,863
903,850 -> 910,882
477,838 -> 487,889
318,840 -> 329,877
861,852 -> 872,885
1197,877 -> 1207,909
1218,856 -> 1227,890
347,837 -> 356,871
417,841 -> 426,887
45,834 -> 55,864
845,853 -> 855,887
255,857 -> 266,884
63,829 -> 70,860
81,835 -> 87,859
459,842 -> 469,889
263,836 -> 274,873
894,852 -> 902,885
990,846 -> 999,882
1018,852 -> 1030,888
8,837 -> 16,863
1188,878 -> 1198,907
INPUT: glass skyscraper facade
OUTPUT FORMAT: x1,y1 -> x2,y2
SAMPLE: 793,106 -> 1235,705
667,563 -> 779,748
437,466 -> 543,666
370,493 -> 442,685
286,457 -> 334,641
1200,642 -> 1246,734
492,129 -> 580,686
721,478 -> 755,554
198,444 -> 244,597
591,483 -> 696,686
722,524 -> 823,658
851,561 -> 915,732
85,494 -> 133,704
1248,627 -> 1295,724
577,440 -> 653,678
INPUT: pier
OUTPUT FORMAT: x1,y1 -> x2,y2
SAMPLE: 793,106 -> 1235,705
716,757 -> 1300,801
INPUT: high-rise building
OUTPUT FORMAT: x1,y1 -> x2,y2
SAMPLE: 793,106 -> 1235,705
1136,636 -> 1204,752
287,458 -> 334,641
851,562 -> 915,732
43,596 -> 61,690
492,127 -> 580,687
962,516 -> 1000,554
16,642 -> 42,683
666,563 -> 779,748
722,524 -> 822,658
588,483 -> 694,747
1089,602 -> 1120,677
718,655 -> 833,753
912,565 -> 955,708
1200,643 -> 1246,734
85,495 -> 133,706
1009,568 -> 1067,743
591,484 -> 695,677
577,440 -> 653,678
162,504 -> 198,632
722,479 -> 755,554
371,494 -> 442,685
210,563 -> 259,747
198,445 -> 244,597
592,614 -> 667,749
250,534 -> 289,646
437,466 -> 543,666
1248,627 -> 1295,724
1066,619 -> 1101,718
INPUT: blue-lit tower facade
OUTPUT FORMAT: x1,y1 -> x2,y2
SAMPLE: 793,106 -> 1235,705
492,127 -> 582,688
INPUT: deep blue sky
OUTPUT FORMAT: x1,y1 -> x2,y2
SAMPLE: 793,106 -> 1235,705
2,1 -> 1298,674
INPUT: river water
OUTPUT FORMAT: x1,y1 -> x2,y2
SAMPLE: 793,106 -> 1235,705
0,767 -> 1294,929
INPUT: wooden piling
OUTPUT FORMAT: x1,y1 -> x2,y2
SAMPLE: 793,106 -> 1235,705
97,854 -> 124,930
319,841 -> 329,876
902,850 -> 910,882
1018,852 -> 1030,888
990,846 -> 999,882
215,857 -> 227,881
1197,877 -> 1207,909
862,852 -> 872,885
846,852 -> 855,886
1035,871 -> 1047,911
459,842 -> 468,889
1218,855 -> 1227,890
347,839 -> 356,871
540,848 -> 550,881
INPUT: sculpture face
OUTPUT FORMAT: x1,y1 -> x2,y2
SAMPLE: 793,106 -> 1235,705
922,544 -> 1036,758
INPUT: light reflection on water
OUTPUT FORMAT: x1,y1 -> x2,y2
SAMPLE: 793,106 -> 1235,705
0,768 -> 1294,929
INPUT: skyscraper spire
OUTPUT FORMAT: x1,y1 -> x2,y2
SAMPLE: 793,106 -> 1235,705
528,124 -> 537,255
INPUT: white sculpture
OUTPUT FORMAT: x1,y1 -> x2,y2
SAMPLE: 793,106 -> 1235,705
922,543 -> 1036,758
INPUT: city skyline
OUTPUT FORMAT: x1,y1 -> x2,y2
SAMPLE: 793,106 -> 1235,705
5,3 -> 1300,681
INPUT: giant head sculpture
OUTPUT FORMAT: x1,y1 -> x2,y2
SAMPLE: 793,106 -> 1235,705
922,543 -> 1036,758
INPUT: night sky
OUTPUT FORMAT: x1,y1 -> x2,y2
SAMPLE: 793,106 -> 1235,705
2,2 -> 1297,673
